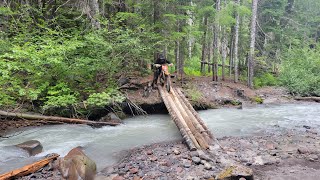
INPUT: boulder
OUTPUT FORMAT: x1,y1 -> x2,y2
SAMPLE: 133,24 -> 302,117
58,147 -> 96,180
15,140 -> 43,156
216,165 -> 253,180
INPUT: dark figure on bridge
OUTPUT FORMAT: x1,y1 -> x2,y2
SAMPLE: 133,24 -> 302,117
152,54 -> 172,88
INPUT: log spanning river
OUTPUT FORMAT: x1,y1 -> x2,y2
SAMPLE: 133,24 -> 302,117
0,102 -> 319,174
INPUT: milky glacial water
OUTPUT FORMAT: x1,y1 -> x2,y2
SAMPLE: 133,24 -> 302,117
0,103 -> 319,173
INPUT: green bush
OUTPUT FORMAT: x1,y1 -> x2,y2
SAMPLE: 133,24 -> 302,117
253,73 -> 278,88
279,47 -> 320,96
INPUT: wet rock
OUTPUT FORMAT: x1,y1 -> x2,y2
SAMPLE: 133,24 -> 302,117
303,125 -> 311,129
192,156 -> 201,164
216,165 -> 253,180
58,147 -> 96,180
15,140 -> 43,156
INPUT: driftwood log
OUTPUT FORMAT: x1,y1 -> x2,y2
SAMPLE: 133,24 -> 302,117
0,110 -> 120,126
0,153 -> 59,180
295,97 -> 320,102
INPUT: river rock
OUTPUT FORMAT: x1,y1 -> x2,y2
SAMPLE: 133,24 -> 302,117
173,149 -> 181,155
216,165 -> 253,180
204,162 -> 212,170
192,156 -> 201,164
15,140 -> 43,156
58,147 -> 96,180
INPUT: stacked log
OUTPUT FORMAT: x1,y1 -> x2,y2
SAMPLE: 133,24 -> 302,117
158,86 -> 213,150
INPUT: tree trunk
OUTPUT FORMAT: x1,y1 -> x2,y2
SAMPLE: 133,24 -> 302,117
248,0 -> 258,88
0,110 -> 120,126
213,0 -> 220,81
221,27 -> 227,81
88,0 -> 101,29
234,0 -> 240,83
0,154 -> 59,179
201,16 -> 208,73
229,26 -> 234,78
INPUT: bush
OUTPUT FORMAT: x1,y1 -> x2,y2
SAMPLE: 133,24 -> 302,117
279,47 -> 320,96
253,73 -> 278,88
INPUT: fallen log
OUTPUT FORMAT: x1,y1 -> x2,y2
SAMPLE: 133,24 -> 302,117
158,85 -> 197,150
0,110 -> 120,126
170,89 -> 209,149
295,97 -> 320,102
176,88 -> 215,140
0,153 -> 59,179
171,89 -> 212,146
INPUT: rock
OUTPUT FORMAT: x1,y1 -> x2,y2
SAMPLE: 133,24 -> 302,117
266,142 -> 275,150
173,149 -> 181,155
176,167 -> 183,173
182,159 -> 192,168
298,147 -> 310,154
204,162 -> 212,170
15,140 -> 43,156
303,125 -> 311,129
192,156 -> 201,164
216,165 -> 253,180
146,150 -> 153,155
130,167 -> 139,174
253,156 -> 264,165
109,112 -> 122,123
198,150 -> 211,161
308,154 -> 318,162
190,151 -> 199,157
150,156 -> 158,162
113,175 -> 125,180
101,167 -> 115,174
306,129 -> 318,135
133,176 -> 140,180
58,147 -> 96,180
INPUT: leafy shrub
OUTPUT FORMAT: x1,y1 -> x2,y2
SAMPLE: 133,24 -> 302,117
253,73 -> 278,88
279,47 -> 320,96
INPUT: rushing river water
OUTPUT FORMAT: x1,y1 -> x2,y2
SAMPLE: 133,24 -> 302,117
0,102 -> 320,173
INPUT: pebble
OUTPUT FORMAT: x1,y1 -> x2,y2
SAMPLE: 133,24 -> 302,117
192,156 -> 201,164
147,150 -> 153,155
173,149 -> 181,155
204,162 -> 212,170
130,168 -> 139,174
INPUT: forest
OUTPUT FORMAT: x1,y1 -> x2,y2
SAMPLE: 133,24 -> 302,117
0,0 -> 320,115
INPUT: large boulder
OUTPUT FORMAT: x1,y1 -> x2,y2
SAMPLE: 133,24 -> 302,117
216,165 -> 253,180
58,147 -> 96,180
15,140 -> 43,156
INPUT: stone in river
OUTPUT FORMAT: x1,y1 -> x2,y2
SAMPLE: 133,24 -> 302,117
15,140 -> 43,156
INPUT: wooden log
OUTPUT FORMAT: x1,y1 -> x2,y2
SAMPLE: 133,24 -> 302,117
158,86 -> 196,150
295,97 -> 320,102
0,110 -> 120,126
176,88 -> 215,140
170,89 -> 209,149
0,153 -> 59,179
171,89 -> 212,145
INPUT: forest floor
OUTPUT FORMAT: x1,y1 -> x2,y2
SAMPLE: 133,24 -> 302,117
3,75 -> 319,180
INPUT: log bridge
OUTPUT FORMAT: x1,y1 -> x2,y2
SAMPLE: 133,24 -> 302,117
158,85 -> 214,150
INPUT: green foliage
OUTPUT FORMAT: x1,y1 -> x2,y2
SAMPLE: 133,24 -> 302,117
279,47 -> 320,96
253,73 -> 278,88
86,89 -> 126,107
252,96 -> 264,104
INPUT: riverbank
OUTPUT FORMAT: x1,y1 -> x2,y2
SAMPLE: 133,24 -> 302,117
95,126 -> 320,180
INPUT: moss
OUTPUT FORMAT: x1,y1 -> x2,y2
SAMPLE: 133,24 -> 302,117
217,166 -> 235,179
252,96 -> 263,104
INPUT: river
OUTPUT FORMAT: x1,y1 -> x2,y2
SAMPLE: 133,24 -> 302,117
0,102 -> 319,174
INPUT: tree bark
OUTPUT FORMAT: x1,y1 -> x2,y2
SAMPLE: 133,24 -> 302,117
234,0 -> 240,83
213,0 -> 220,81
0,110 -> 120,126
248,0 -> 258,88
88,0 -> 101,29
201,16 -> 208,73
